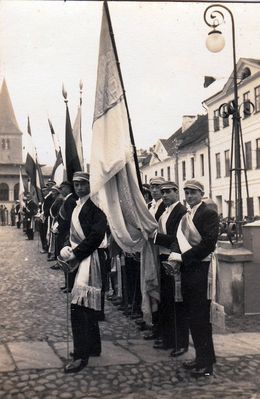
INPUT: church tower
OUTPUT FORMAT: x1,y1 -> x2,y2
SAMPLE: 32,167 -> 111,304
0,79 -> 23,209
0,79 -> 23,163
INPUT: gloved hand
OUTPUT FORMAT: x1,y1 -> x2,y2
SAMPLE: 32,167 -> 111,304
168,252 -> 182,262
60,246 -> 73,261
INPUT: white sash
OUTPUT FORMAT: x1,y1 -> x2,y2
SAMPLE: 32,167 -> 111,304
177,212 -> 211,262
70,199 -> 102,311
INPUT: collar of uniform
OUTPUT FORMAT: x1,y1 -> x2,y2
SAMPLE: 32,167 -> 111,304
151,198 -> 162,208
76,194 -> 90,206
164,200 -> 179,214
188,201 -> 202,217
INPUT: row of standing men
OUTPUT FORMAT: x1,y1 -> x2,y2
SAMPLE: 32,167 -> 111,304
14,173 -> 219,378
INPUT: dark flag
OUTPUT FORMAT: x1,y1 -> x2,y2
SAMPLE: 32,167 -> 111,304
204,76 -> 216,88
25,116 -> 44,202
35,156 -> 44,203
48,118 -> 64,185
25,116 -> 37,190
62,86 -> 82,182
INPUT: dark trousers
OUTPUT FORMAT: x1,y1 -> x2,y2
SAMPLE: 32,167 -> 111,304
125,256 -> 142,312
159,258 -> 189,348
39,220 -> 48,250
26,228 -> 34,240
98,248 -> 110,319
181,261 -> 216,367
71,304 -> 101,360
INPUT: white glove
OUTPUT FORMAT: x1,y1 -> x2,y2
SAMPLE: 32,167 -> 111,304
60,246 -> 73,260
168,252 -> 182,262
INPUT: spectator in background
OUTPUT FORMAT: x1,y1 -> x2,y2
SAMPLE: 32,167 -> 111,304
10,204 -> 16,226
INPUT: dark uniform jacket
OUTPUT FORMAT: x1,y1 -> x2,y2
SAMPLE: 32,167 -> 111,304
72,198 -> 107,262
58,193 -> 78,235
24,199 -> 38,219
172,202 -> 219,270
155,202 -> 187,249
148,200 -> 166,222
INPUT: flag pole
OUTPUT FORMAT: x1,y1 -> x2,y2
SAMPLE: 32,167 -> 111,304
103,1 -> 143,191
79,80 -> 85,171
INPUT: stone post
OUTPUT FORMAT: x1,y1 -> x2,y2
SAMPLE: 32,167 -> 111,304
216,241 -> 253,315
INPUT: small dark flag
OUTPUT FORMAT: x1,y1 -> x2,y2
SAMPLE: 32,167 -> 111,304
65,102 -> 82,182
204,76 -> 216,88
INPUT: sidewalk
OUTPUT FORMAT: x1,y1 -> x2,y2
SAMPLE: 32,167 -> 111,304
1,332 -> 260,373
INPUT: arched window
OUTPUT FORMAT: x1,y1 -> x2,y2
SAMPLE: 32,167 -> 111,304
14,183 -> 19,201
0,183 -> 9,201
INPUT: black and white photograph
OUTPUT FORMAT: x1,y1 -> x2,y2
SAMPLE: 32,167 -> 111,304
0,0 -> 260,397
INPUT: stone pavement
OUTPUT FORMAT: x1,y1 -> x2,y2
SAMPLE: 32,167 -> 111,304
1,226 -> 260,398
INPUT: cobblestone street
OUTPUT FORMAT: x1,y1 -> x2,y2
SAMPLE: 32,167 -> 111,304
1,225 -> 260,399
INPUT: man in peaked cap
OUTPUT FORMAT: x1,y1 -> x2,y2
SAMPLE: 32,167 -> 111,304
140,176 -> 166,341
60,171 -> 107,373
153,181 -> 189,355
169,178 -> 219,377
148,176 -> 166,221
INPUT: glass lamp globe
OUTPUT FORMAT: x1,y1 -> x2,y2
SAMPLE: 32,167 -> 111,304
206,30 -> 225,53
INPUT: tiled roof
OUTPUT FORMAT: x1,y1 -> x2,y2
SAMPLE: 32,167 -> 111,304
164,127 -> 183,156
177,114 -> 208,149
139,153 -> 152,167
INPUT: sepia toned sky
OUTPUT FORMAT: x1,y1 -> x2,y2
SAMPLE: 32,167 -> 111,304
0,1 -> 259,166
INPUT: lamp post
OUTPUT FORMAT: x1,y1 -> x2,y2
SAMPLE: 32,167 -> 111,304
204,4 -> 245,240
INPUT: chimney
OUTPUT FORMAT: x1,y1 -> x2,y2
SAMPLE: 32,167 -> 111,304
182,115 -> 197,133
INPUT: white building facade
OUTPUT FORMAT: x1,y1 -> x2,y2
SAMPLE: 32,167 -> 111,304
204,58 -> 260,218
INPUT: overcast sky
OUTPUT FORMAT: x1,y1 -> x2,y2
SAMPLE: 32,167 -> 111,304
0,0 -> 260,166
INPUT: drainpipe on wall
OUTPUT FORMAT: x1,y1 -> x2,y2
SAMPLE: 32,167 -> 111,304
202,102 -> 212,199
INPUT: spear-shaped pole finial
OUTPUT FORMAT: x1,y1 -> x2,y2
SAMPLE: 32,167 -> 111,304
62,83 -> 68,104
79,80 -> 83,106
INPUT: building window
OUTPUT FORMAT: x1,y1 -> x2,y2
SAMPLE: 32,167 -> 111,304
245,141 -> 252,170
182,161 -> 186,181
200,154 -> 204,177
191,157 -> 195,178
255,86 -> 260,113
167,166 -> 171,181
243,91 -> 251,118
144,175 -> 147,184
224,150 -> 230,177
1,138 -> 10,150
0,183 -> 9,201
155,171 -> 158,176
256,139 -> 260,168
213,109 -> 220,132
216,153 -> 221,178
161,169 -> 164,177
223,115 -> 229,128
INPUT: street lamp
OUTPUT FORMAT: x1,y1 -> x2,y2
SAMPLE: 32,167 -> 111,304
204,4 -> 250,241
